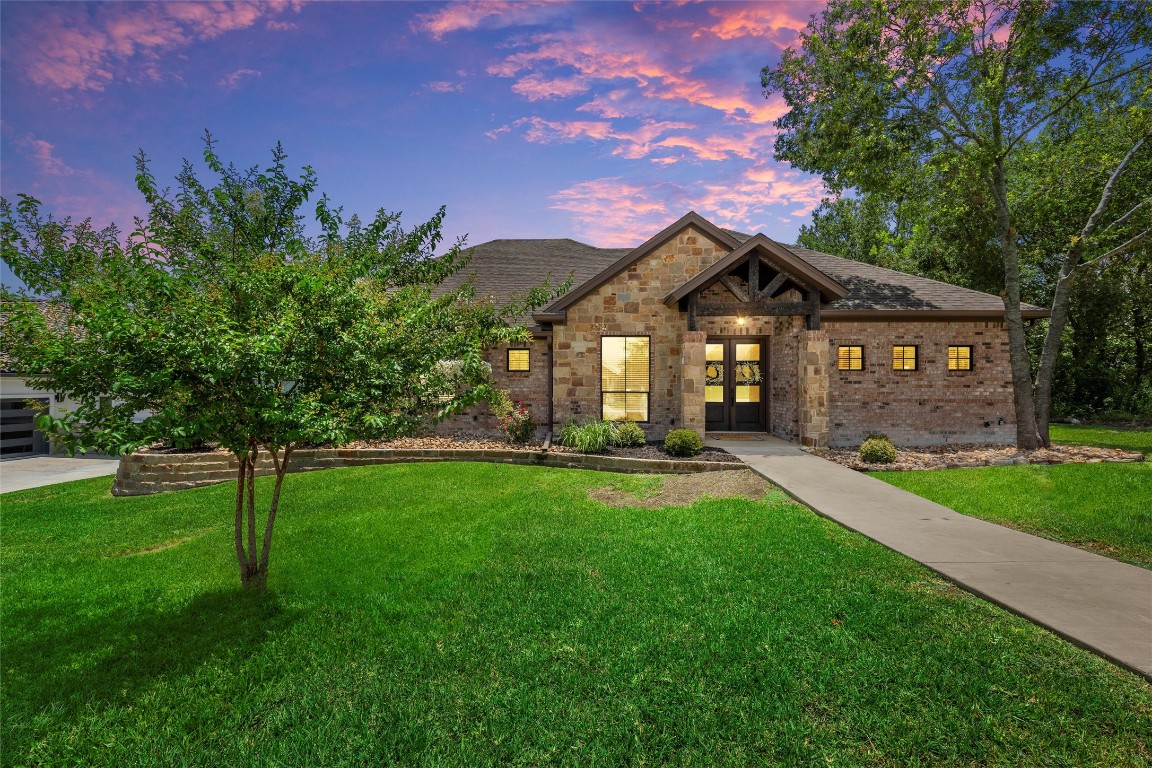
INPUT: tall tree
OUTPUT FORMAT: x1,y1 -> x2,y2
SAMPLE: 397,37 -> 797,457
1,134 -> 556,590
763,0 -> 1152,447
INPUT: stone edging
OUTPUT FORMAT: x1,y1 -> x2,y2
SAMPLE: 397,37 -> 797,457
112,447 -> 738,496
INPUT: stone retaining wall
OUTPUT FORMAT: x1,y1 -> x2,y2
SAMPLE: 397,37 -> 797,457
112,447 -> 738,496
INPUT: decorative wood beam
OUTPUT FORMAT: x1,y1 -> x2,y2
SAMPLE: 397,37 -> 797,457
687,291 -> 698,331
718,275 -> 750,303
696,300 -> 813,317
760,272 -> 789,299
747,255 -> 759,297
806,291 -> 822,330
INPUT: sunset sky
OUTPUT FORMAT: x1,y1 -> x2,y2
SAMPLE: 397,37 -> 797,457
1,0 -> 829,267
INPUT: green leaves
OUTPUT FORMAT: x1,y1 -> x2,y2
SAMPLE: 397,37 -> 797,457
1,135 -> 550,457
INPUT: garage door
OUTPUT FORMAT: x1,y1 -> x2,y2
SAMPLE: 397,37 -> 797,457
0,398 -> 49,457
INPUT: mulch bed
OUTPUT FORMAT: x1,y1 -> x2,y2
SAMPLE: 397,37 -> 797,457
808,443 -> 1146,472
348,435 -> 742,463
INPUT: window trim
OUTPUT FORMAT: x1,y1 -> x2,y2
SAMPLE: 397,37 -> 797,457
892,344 -> 919,371
837,344 -> 864,371
600,334 -> 651,423
507,347 -> 531,372
947,345 -> 973,371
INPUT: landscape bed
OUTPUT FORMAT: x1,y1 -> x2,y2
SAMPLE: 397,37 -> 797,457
3,462 -> 1150,766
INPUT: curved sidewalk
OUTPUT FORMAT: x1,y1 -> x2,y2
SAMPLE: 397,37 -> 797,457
710,436 -> 1152,681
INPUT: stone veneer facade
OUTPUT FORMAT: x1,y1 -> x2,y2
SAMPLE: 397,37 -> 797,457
436,224 -> 1018,448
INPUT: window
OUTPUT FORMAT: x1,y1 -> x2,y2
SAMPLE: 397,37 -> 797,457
837,345 -> 864,371
507,348 -> 530,372
601,336 -> 650,421
947,345 -> 972,371
892,345 -> 918,371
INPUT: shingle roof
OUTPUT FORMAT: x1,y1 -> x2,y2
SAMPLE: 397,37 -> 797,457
442,224 -> 1047,325
436,239 -> 630,325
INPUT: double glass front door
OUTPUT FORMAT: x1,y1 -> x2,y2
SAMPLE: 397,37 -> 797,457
704,338 -> 767,432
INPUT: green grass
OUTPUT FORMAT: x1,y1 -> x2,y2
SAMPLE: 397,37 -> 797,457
3,464 -> 1150,766
872,428 -> 1152,569
1049,423 -> 1152,456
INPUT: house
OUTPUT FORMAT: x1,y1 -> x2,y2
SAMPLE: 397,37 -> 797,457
0,301 -> 83,457
437,212 -> 1048,448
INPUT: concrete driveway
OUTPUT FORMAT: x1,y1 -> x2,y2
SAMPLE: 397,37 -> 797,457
0,455 -> 120,493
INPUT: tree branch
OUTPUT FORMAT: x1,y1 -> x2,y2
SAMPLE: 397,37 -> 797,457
1076,228 -> 1152,271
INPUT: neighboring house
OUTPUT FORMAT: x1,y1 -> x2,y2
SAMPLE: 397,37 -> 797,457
0,301 -> 82,457
437,211 -> 1048,447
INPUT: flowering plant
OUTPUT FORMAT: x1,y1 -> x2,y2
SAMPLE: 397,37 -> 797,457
499,401 -> 536,444
490,389 -> 536,444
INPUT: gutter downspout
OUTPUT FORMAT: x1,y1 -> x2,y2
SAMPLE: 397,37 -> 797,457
546,327 -> 555,446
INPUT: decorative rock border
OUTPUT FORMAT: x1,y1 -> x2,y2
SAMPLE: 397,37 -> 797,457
112,447 -> 738,496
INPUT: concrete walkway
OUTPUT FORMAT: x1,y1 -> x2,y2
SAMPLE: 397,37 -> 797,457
0,455 -> 120,493
710,435 -> 1152,681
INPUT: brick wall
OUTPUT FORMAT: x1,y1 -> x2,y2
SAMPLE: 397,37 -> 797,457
824,320 -> 1015,446
433,336 -> 551,439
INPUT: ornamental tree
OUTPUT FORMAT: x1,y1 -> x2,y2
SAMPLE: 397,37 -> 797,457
1,134 -> 557,590
763,0 -> 1151,448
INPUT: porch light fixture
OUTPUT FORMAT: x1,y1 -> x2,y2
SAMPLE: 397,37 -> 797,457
736,314 -> 746,326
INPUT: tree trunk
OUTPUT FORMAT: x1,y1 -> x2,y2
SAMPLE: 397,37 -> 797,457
231,444 -> 294,591
1033,260 -> 1080,448
990,160 -> 1040,449
1133,263 -> 1147,401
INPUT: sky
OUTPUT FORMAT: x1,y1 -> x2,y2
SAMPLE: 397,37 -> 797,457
1,0 -> 830,275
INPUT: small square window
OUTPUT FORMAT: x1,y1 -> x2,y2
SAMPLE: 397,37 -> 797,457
892,345 -> 918,371
948,345 -> 972,371
837,345 -> 864,371
507,349 -> 530,372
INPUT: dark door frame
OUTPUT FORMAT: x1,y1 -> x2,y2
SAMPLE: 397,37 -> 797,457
704,335 -> 769,432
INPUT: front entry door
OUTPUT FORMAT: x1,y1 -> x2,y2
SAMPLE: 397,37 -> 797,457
704,338 -> 767,432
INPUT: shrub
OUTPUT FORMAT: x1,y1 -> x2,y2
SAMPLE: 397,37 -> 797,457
490,390 -> 535,444
563,420 -> 616,454
859,436 -> 898,464
612,421 -> 647,448
664,428 -> 703,457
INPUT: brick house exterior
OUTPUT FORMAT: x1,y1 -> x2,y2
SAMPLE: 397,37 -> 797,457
437,212 -> 1047,447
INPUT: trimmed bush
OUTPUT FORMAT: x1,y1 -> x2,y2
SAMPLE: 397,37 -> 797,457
612,421 -> 647,448
859,436 -> 898,464
664,429 -> 703,457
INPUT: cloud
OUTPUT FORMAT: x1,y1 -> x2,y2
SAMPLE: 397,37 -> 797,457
217,67 -> 261,89
693,2 -> 819,45
10,1 -> 301,92
549,165 -> 826,247
16,136 -> 78,176
411,1 -> 564,41
509,74 -> 590,101
425,80 -> 464,93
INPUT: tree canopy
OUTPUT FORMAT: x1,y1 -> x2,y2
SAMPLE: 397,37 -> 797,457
764,0 -> 1152,446
1,134 -> 557,588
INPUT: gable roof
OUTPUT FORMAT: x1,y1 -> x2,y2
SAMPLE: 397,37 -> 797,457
539,211 -> 742,318
440,214 -> 1048,326
665,233 -> 849,305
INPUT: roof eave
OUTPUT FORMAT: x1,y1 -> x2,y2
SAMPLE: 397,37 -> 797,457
821,308 -> 1051,321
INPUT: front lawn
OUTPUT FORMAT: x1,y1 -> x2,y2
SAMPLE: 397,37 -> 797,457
873,428 -> 1152,568
3,463 -> 1150,766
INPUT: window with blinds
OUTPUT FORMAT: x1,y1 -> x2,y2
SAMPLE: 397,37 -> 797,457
601,336 -> 650,421
892,345 -> 918,371
947,345 -> 972,371
507,348 -> 530,372
837,345 -> 864,371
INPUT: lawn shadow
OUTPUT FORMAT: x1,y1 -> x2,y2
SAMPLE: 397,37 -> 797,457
6,588 -> 298,719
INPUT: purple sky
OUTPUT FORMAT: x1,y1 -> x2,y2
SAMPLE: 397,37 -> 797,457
1,0 -> 828,277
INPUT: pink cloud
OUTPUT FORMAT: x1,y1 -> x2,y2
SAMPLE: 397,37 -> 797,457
16,136 -> 77,177
510,74 -> 590,101
550,178 -> 675,246
218,68 -> 261,89
12,1 -> 301,92
425,81 -> 464,93
694,3 -> 819,45
412,1 -> 564,41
